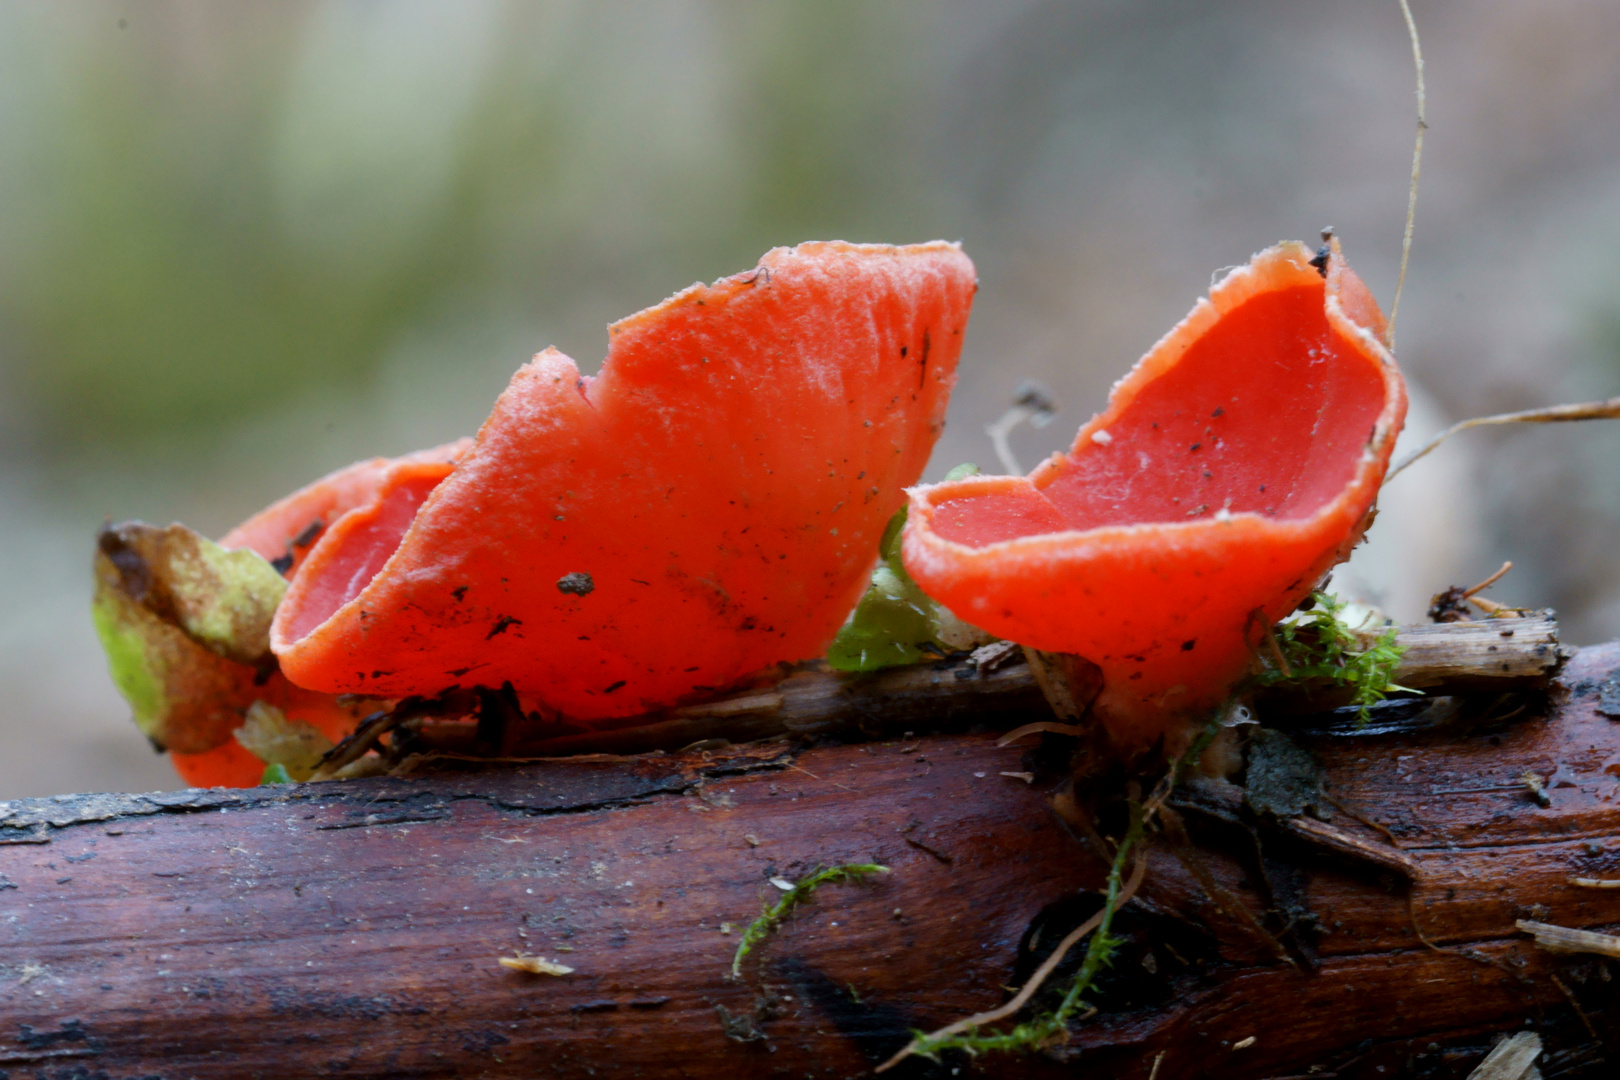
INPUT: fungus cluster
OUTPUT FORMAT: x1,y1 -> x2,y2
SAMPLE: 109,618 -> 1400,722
94,236 -> 1405,786
97,241 -> 977,785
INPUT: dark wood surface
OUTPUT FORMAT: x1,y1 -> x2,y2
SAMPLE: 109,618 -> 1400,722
0,639 -> 1614,1078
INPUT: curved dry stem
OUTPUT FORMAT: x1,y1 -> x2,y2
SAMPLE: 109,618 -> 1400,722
1388,0 -> 1426,352
1383,397 -> 1620,484
875,855 -> 1147,1074
996,720 -> 1087,747
1462,561 -> 1513,599
984,381 -> 1057,476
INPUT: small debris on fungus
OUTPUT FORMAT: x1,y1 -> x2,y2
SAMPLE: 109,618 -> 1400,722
556,572 -> 595,596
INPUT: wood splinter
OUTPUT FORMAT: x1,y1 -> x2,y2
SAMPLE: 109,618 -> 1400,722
500,955 -> 575,977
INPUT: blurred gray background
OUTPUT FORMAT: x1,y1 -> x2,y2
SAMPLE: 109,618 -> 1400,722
2,1 -> 1617,797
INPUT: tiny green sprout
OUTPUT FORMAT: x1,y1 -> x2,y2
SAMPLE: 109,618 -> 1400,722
1253,592 -> 1410,723
259,763 -> 293,785
828,465 -> 991,672
730,864 -> 889,979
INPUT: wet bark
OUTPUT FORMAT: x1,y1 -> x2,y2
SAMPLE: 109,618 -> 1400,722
0,631 -> 1614,1079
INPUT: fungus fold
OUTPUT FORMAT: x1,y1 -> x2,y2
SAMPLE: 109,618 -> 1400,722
900,239 -> 1406,751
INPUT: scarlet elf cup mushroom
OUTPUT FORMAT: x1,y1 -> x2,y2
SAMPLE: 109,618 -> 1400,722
900,239 -> 1407,754
268,241 -> 976,720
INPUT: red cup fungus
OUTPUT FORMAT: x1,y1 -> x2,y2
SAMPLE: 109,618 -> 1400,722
900,239 -> 1406,752
168,441 -> 470,787
269,241 -> 977,720
221,439 -> 473,578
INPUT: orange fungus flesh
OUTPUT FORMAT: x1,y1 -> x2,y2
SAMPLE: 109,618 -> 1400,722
169,440 -> 471,788
221,440 -> 471,577
901,240 -> 1406,750
271,241 -> 977,718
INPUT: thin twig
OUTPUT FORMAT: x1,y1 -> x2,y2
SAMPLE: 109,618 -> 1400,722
1410,893 -> 1531,985
1571,877 -> 1620,889
1462,561 -> 1514,599
985,381 -> 1057,475
308,709 -> 398,782
1384,397 -> 1620,484
876,719 -> 1225,1073
1518,918 -> 1620,959
1322,792 -> 1404,850
997,721 -> 1087,747
1388,0 -> 1426,352
1263,620 -> 1292,679
1549,971 -> 1600,1040
1162,812 -> 1298,968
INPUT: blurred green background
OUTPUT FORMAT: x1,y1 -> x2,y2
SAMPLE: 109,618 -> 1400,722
3,1 -> 1618,796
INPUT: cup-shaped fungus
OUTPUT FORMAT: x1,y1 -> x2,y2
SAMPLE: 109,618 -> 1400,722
270,241 -> 977,719
901,239 -> 1405,752
92,441 -> 471,788
221,439 -> 473,579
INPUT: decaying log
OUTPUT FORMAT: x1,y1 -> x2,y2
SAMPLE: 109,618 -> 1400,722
403,615 -> 1567,759
0,632 -> 1614,1078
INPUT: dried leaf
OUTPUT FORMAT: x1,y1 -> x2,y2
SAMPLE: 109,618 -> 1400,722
96,521 -> 286,666
233,701 -> 334,782
92,543 -> 263,754
92,521 -> 292,754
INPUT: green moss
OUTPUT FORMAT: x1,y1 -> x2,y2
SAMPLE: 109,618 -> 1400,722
893,719 -> 1222,1063
904,807 -> 1143,1060
731,864 -> 889,978
1253,592 -> 1409,722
